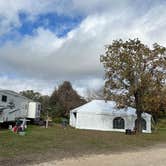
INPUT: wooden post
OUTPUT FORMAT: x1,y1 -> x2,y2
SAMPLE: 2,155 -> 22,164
46,109 -> 49,128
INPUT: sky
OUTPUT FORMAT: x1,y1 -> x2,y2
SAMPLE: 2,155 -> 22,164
0,0 -> 166,97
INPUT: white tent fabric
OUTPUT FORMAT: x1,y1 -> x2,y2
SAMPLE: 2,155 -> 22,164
70,100 -> 151,133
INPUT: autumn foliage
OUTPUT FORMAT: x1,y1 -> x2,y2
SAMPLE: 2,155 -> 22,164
50,81 -> 87,117
100,39 -> 166,132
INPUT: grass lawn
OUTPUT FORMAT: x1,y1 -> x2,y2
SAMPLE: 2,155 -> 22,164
0,118 -> 166,165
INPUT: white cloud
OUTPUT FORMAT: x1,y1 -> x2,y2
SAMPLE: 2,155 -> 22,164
0,0 -> 45,35
73,78 -> 104,96
0,76 -> 104,97
0,0 -> 139,35
0,76 -> 54,95
2,4 -> 166,79
0,1 -> 166,96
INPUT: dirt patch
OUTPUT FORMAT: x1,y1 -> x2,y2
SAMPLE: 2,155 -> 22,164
1,144 -> 166,166
29,144 -> 166,166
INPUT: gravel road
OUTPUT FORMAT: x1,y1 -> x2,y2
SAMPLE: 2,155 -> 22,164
30,144 -> 166,166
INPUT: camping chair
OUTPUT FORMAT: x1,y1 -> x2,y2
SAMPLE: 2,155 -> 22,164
131,127 -> 136,135
125,127 -> 136,135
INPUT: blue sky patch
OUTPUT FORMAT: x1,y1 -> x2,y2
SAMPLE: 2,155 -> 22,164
18,12 -> 84,37
0,12 -> 84,45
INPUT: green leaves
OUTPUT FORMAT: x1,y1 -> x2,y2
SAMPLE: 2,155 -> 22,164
100,38 -> 166,114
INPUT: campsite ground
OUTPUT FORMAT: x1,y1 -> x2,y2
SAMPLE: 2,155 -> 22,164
0,117 -> 166,166
31,144 -> 166,166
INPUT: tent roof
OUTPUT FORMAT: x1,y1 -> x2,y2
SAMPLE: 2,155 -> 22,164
71,100 -> 151,117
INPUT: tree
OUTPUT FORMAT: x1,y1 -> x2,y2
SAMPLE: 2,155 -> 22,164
50,81 -> 87,117
85,87 -> 105,101
40,95 -> 50,119
161,87 -> 166,113
20,90 -> 42,102
100,38 -> 166,133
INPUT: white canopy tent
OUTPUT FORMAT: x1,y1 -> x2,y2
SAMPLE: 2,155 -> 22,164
70,100 -> 151,133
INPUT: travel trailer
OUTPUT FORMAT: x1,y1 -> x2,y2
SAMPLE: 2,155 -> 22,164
0,90 -> 41,123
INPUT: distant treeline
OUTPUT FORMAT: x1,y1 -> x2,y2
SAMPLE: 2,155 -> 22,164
20,81 -> 87,120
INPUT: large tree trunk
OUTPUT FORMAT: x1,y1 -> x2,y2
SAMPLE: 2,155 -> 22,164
134,91 -> 142,133
136,110 -> 142,133
152,112 -> 158,124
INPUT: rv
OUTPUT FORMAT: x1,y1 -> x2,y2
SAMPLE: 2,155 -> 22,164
0,90 -> 41,123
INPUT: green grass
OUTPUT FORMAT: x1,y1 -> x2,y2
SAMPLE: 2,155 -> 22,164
0,119 -> 166,164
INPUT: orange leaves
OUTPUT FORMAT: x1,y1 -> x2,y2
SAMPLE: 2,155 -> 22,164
100,38 -> 166,114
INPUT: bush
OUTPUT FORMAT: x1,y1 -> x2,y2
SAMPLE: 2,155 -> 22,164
52,117 -> 62,123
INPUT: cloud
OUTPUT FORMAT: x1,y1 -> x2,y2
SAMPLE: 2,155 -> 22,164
0,76 -> 54,95
0,75 -> 103,97
0,0 -> 142,35
0,0 -> 52,35
73,77 -> 104,96
0,1 -> 166,96
2,4 -> 166,78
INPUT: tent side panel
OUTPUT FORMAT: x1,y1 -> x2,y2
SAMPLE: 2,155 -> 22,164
76,113 -> 104,130
124,116 -> 135,130
142,115 -> 151,133
76,113 -> 125,131
70,111 -> 77,127
75,113 -> 151,133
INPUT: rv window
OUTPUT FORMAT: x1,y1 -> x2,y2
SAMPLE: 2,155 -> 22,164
2,95 -> 7,102
38,104 -> 41,110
